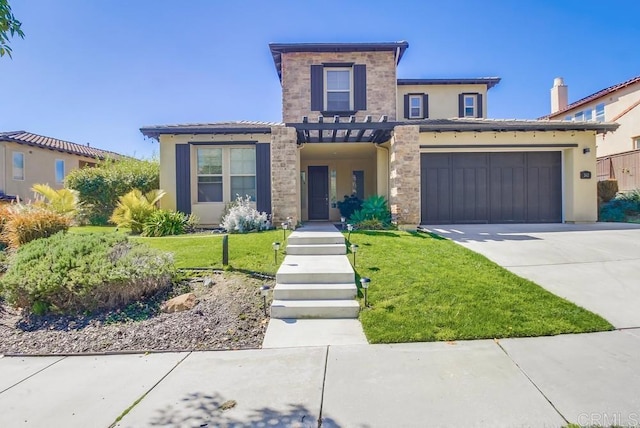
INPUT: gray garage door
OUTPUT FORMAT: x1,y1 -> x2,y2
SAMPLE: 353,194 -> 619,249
420,152 -> 562,224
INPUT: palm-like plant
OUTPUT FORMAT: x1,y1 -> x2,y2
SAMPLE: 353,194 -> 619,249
109,189 -> 166,234
32,184 -> 80,217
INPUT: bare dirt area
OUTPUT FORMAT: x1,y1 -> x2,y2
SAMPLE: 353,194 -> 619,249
0,272 -> 274,355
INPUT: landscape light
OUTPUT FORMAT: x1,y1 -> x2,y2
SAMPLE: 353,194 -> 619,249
260,285 -> 271,316
360,277 -> 371,307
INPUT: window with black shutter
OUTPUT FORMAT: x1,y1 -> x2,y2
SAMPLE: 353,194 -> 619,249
310,63 -> 367,114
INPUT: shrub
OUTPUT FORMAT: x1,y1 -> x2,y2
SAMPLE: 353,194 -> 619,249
142,210 -> 199,237
31,184 -> 80,217
599,191 -> 640,222
0,205 -> 70,249
337,194 -> 362,220
0,232 -> 174,315
617,189 -> 640,203
350,195 -> 392,229
65,158 -> 159,225
221,195 -> 269,233
110,189 -> 166,234
597,180 -> 619,203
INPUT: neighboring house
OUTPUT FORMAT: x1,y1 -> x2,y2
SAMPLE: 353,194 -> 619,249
141,41 -> 616,227
543,76 -> 640,191
0,131 -> 120,201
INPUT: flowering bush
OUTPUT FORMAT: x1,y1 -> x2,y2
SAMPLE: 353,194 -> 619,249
221,195 -> 269,233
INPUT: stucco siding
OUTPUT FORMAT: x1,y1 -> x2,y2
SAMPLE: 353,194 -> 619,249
397,84 -> 489,119
0,140 -> 99,201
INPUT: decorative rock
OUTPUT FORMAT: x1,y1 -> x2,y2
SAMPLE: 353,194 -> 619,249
161,293 -> 197,313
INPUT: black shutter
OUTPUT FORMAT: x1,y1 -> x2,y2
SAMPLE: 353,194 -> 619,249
422,94 -> 429,119
310,65 -> 324,111
175,144 -> 191,214
403,94 -> 410,119
476,93 -> 483,118
354,64 -> 367,111
458,94 -> 464,118
255,143 -> 272,215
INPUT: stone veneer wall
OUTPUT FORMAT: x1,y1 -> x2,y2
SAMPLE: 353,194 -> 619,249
389,125 -> 421,225
270,126 -> 299,225
281,51 -> 397,123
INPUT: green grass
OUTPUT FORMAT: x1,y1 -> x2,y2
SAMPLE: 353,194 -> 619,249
133,229 -> 283,274
351,230 -> 613,343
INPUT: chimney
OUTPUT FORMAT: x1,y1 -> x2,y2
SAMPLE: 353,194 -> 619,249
551,77 -> 568,114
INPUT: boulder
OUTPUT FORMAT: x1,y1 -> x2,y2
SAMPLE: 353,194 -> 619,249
161,293 -> 197,313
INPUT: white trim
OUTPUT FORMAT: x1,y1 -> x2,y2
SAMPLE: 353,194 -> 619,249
463,95 -> 476,118
408,95 -> 423,119
323,67 -> 353,111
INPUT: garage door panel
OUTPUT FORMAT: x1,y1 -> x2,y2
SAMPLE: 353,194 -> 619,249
421,151 -> 562,224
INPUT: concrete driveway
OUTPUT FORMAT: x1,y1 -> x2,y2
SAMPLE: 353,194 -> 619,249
421,223 -> 640,329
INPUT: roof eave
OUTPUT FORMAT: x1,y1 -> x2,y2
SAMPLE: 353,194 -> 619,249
140,126 -> 274,141
397,77 -> 502,90
417,122 -> 619,134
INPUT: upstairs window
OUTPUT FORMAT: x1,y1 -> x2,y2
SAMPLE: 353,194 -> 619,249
574,111 -> 584,122
12,152 -> 24,180
403,93 -> 429,119
325,68 -> 352,111
311,64 -> 366,113
458,93 -> 483,118
595,103 -> 605,122
633,136 -> 640,150
584,109 -> 593,121
55,159 -> 65,183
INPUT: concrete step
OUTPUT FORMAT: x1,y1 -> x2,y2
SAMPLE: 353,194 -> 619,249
276,255 -> 354,284
273,283 -> 357,300
287,231 -> 345,246
270,299 -> 360,319
286,243 -> 346,256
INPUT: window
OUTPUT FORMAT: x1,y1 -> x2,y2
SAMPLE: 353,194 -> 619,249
565,115 -> 573,121
464,95 -> 476,117
459,93 -> 483,118
197,148 -> 223,202
311,64 -> 366,112
230,148 -> 256,200
595,103 -> 605,122
584,109 -> 593,121
409,95 -> 422,119
12,152 -> 24,180
55,159 -> 65,183
325,68 -> 352,111
574,111 -> 584,122
352,170 -> 364,200
634,136 -> 640,150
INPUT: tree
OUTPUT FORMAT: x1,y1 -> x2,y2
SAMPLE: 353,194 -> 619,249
0,0 -> 24,58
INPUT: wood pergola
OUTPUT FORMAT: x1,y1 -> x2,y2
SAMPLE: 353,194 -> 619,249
286,115 -> 398,145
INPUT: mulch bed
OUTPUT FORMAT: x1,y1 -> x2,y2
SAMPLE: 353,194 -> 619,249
0,272 -> 273,355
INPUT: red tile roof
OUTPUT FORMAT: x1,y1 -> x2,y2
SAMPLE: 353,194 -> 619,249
0,131 -> 121,159
543,75 -> 640,119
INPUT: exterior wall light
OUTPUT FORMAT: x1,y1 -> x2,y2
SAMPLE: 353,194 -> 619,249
360,277 -> 370,307
260,285 -> 271,316
272,242 -> 281,264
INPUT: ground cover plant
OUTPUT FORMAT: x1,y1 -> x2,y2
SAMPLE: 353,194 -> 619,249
350,230 -> 613,343
0,232 -> 173,315
599,189 -> 640,222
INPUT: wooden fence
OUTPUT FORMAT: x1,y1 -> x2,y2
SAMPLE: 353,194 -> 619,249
597,149 -> 640,192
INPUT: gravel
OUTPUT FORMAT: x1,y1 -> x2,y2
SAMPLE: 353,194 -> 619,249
0,272 -> 274,355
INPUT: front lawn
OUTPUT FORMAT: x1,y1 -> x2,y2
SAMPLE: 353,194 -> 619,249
351,230 -> 613,343
133,230 -> 283,274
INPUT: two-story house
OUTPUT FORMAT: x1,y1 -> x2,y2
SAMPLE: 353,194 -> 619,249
544,76 -> 640,191
0,131 -> 121,201
141,41 -> 616,226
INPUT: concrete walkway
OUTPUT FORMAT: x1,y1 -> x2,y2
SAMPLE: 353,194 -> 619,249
422,223 -> 640,328
2,329 -> 640,427
263,222 -> 368,348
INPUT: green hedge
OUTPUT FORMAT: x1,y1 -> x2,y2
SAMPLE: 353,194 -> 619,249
65,158 -> 159,225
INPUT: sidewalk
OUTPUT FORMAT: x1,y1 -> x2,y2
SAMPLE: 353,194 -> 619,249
2,329 -> 640,427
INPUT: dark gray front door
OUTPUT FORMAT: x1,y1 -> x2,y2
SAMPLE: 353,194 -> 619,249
308,166 -> 329,220
421,152 -> 562,224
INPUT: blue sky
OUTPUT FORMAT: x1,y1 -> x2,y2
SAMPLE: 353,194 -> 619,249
2,0 -> 639,159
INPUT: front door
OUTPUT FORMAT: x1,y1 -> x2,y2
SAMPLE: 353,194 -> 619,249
308,166 -> 329,220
